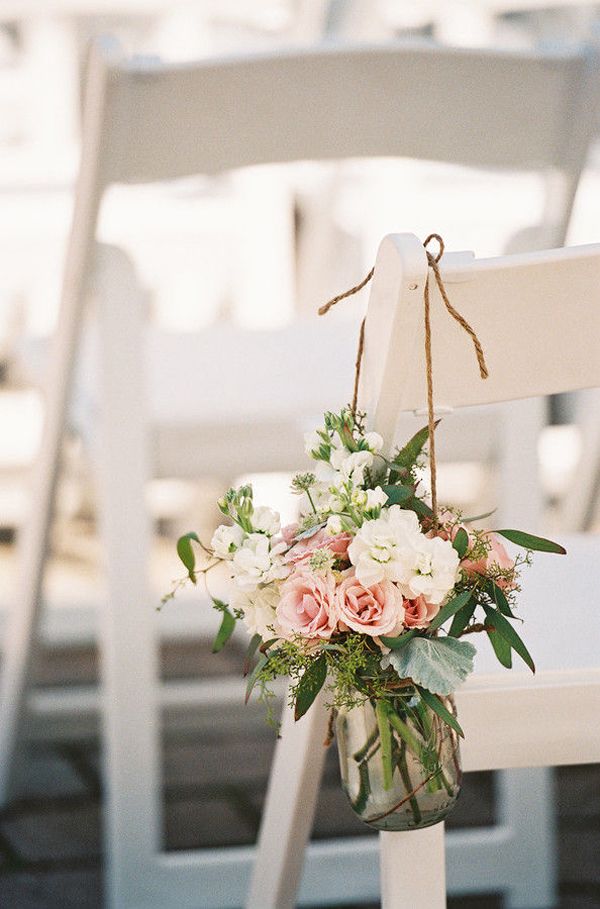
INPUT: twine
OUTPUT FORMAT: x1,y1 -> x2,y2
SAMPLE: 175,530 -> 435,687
318,233 -> 489,522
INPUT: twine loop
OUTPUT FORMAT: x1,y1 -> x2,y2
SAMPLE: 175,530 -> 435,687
318,233 -> 489,522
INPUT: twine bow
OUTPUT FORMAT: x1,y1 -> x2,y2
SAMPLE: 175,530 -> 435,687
318,233 -> 489,522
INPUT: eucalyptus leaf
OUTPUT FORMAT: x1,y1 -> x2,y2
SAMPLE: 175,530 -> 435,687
448,601 -> 476,638
379,629 -> 418,650
243,633 -> 262,676
483,606 -> 535,672
176,532 -> 200,582
427,590 -> 472,633
382,485 -> 414,506
483,580 -> 513,618
294,654 -> 327,720
392,422 -> 439,475
486,628 -> 512,669
245,653 -> 268,704
452,528 -> 469,559
417,686 -> 465,738
387,636 -> 476,695
496,529 -> 566,555
212,609 -> 235,653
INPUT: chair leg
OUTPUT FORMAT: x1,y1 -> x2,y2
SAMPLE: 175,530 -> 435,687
246,688 -> 330,909
380,824 -> 446,909
93,245 -> 161,908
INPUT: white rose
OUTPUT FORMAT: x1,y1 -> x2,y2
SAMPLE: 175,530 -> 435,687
233,534 -> 290,590
210,523 -> 245,560
339,450 -> 374,486
252,506 -> 281,536
364,432 -> 384,454
348,506 -> 422,586
230,585 -> 283,639
365,486 -> 388,510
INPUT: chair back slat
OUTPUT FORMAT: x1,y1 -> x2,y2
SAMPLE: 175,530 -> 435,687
361,235 -> 600,438
98,42 -> 600,184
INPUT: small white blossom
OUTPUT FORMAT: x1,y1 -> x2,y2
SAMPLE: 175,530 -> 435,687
232,534 -> 290,590
230,584 -> 283,639
365,486 -> 388,510
251,506 -> 281,536
398,535 -> 460,605
206,559 -> 236,602
339,450 -> 374,486
326,515 -> 343,535
363,432 -> 384,454
351,488 -> 368,508
210,523 -> 245,560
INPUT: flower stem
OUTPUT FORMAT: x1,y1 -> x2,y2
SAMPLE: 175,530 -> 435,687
397,741 -> 422,826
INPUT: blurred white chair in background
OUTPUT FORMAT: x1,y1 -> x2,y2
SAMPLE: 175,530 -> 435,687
1,37 -> 600,908
251,233 -> 600,909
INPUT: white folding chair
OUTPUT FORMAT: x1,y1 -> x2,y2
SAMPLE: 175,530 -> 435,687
2,38 -> 600,909
251,234 -> 600,908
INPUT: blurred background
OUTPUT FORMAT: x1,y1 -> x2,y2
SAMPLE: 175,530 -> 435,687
1,2 -> 600,908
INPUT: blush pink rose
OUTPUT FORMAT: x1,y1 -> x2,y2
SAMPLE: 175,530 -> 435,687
403,595 -> 440,629
284,528 -> 352,565
336,573 -> 404,637
277,569 -> 337,639
281,523 -> 299,545
462,533 -> 516,590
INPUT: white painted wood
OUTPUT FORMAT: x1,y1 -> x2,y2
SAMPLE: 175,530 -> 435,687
0,38 -> 119,806
247,689 -> 331,909
381,825 -> 446,909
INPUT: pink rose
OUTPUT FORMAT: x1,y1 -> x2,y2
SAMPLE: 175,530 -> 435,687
336,572 -> 404,637
403,595 -> 440,629
462,533 -> 516,590
281,523 -> 299,545
285,528 -> 352,565
277,569 -> 337,639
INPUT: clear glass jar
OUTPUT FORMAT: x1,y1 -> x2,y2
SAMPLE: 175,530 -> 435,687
336,693 -> 462,831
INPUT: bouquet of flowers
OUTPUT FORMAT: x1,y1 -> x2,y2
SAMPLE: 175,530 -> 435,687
165,407 -> 564,830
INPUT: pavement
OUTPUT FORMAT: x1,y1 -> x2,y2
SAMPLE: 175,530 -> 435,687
0,640 -> 598,909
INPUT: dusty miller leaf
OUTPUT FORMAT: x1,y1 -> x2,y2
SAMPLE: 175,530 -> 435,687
386,636 -> 476,695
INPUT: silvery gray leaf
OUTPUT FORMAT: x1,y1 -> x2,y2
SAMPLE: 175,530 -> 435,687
386,636 -> 476,695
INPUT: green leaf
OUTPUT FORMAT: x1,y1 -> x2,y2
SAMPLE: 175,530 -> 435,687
407,497 -> 433,518
448,600 -> 476,637
486,628 -> 512,669
417,686 -> 464,738
212,608 -> 235,653
427,590 -> 472,633
376,701 -> 394,790
452,528 -> 469,559
483,580 -> 513,618
243,633 -> 262,676
245,653 -> 268,704
392,422 -> 439,475
496,529 -> 566,555
483,606 -> 535,673
382,485 -> 414,506
463,508 -> 497,523
294,654 -> 327,721
176,532 -> 200,581
379,629 -> 418,650
386,635 -> 476,695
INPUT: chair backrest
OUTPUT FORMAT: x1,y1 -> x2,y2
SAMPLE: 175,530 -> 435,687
360,233 -> 600,441
88,37 -> 600,187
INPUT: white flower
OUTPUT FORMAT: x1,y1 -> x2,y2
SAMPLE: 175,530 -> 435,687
230,584 -> 283,639
365,486 -> 388,510
339,450 -> 373,486
232,534 -> 290,590
210,523 -> 245,560
315,460 -> 341,487
351,488 -> 368,507
326,515 -> 343,535
397,535 -> 460,605
348,506 -> 421,586
304,430 -> 323,457
364,432 -> 384,454
251,506 -> 280,536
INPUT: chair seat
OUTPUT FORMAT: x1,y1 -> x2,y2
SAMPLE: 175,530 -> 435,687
458,533 -> 600,771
